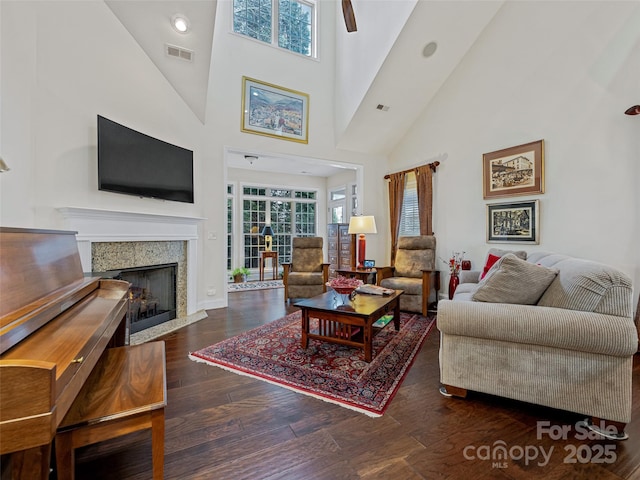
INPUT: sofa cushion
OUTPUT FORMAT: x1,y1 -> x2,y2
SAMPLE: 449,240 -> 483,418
437,300 -> 638,356
487,247 -> 527,259
451,282 -> 479,302
286,271 -> 325,286
472,254 -> 558,305
533,255 -> 633,316
379,276 -> 423,295
479,248 -> 528,281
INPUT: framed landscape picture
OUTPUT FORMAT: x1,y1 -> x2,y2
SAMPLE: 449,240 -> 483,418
487,200 -> 539,244
241,76 -> 309,144
483,139 -> 544,199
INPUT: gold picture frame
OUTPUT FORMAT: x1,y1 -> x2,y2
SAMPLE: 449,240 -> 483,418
241,76 -> 309,144
483,139 -> 544,199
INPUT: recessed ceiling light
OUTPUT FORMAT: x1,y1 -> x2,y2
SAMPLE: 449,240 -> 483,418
422,41 -> 437,58
171,14 -> 190,34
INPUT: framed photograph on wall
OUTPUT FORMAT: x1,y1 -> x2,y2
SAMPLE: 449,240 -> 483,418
241,76 -> 309,144
487,200 -> 539,244
483,139 -> 544,199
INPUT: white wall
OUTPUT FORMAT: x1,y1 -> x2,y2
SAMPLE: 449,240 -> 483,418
198,0 -> 387,308
390,1 -> 640,306
0,0 -> 387,312
5,1 -> 634,314
1,1 -> 204,226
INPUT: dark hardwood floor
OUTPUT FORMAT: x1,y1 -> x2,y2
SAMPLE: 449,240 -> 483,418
70,287 -> 640,479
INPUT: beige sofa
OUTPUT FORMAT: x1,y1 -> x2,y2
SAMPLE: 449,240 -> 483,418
437,250 -> 638,439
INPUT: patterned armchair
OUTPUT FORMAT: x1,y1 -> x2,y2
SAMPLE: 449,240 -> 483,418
377,235 -> 440,316
282,237 -> 330,302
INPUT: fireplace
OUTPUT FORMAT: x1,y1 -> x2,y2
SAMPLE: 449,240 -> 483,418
57,207 -> 209,319
105,263 -> 178,334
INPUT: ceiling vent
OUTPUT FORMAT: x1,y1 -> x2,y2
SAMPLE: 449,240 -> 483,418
165,44 -> 194,62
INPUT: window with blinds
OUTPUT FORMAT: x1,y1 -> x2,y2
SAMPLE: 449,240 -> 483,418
398,172 -> 420,236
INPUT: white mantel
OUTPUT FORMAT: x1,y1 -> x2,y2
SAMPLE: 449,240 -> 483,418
58,207 -> 204,315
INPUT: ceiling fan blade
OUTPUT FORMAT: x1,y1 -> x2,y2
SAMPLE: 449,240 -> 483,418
624,105 -> 640,115
342,0 -> 357,32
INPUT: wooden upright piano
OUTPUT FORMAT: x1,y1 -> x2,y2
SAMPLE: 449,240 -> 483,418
0,227 -> 130,479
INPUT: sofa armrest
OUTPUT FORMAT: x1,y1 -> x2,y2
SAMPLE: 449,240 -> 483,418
437,299 -> 638,356
459,270 -> 480,284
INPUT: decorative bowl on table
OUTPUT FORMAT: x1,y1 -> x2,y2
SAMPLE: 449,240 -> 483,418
326,276 -> 363,302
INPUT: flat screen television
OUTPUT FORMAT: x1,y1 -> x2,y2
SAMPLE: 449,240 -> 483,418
97,115 -> 194,203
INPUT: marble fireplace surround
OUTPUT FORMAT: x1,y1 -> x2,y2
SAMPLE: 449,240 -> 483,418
58,207 -> 202,316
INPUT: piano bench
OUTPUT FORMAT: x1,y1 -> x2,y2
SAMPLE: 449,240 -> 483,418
54,342 -> 166,480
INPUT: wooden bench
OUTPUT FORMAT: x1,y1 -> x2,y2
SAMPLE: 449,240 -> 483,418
55,342 -> 166,479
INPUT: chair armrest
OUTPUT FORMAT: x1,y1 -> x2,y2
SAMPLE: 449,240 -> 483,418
321,263 -> 330,291
282,263 -> 291,283
422,270 -> 441,291
420,270 -> 440,314
376,266 -> 395,285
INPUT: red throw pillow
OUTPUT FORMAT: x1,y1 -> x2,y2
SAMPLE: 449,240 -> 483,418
480,253 -> 500,280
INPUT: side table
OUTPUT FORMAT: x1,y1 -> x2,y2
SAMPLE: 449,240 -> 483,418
259,251 -> 278,281
335,267 -> 377,285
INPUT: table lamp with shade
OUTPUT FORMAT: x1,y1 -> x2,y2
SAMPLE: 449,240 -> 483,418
261,225 -> 274,251
348,215 -> 377,269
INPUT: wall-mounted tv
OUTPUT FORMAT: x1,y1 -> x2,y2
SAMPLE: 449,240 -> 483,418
97,115 -> 194,204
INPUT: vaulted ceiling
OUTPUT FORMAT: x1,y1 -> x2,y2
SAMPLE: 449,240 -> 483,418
103,0 -> 502,173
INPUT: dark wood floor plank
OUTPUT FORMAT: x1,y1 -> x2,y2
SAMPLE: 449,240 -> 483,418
191,429 -> 340,479
66,287 -> 640,479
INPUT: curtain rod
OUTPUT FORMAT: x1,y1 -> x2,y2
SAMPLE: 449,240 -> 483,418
384,161 -> 439,180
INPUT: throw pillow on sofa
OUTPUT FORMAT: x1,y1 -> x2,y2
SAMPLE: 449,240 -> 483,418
479,248 -> 527,280
479,253 -> 500,280
472,253 -> 558,305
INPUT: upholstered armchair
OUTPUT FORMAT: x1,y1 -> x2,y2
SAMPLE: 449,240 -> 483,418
282,237 -> 330,302
377,236 -> 440,316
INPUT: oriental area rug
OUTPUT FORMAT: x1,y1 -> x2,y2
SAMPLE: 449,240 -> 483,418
189,311 -> 435,417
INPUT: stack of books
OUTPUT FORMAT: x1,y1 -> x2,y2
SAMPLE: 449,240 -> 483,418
355,284 -> 394,295
372,315 -> 394,328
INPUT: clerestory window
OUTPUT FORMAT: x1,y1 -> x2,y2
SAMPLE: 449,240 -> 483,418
233,0 -> 316,57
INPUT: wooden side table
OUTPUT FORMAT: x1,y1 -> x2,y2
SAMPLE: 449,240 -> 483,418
336,267 -> 377,285
259,251 -> 278,281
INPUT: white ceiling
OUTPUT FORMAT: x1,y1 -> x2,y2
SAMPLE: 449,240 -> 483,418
336,0 -> 504,154
102,0 -> 501,175
105,0 -> 217,123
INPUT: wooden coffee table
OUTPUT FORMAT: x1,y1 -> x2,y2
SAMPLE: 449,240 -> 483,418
294,289 -> 403,362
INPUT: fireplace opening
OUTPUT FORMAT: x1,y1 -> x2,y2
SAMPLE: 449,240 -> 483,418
105,263 -> 177,334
